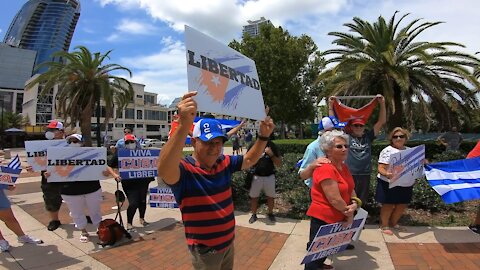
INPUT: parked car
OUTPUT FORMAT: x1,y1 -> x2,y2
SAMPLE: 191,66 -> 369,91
141,139 -> 165,148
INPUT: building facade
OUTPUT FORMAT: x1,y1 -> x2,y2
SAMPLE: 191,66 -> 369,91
23,78 -> 171,140
3,0 -> 81,74
0,43 -> 37,113
242,17 -> 271,37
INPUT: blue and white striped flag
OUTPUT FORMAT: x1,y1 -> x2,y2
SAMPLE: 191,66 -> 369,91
8,154 -> 21,170
424,157 -> 480,204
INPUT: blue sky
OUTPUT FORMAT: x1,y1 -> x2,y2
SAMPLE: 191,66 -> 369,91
1,0 -> 480,106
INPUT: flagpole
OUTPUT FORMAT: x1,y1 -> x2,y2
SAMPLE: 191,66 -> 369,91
334,95 -> 377,100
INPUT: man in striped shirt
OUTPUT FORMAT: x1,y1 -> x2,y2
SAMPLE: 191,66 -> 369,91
158,92 -> 274,270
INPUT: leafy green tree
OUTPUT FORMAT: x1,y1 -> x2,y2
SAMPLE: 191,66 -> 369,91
1,112 -> 29,129
230,24 -> 324,138
318,12 -> 480,130
26,46 -> 134,146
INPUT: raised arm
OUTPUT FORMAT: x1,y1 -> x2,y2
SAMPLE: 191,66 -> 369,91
241,116 -> 275,170
157,92 -> 197,185
328,96 -> 336,117
373,95 -> 386,136
226,120 -> 245,138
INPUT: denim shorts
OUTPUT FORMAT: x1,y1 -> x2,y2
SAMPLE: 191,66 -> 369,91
0,189 -> 11,210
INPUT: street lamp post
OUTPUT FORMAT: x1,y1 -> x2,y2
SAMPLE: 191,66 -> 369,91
0,99 -> 4,150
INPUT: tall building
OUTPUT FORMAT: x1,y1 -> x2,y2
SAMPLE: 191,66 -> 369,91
242,17 -> 271,37
3,0 -> 81,74
0,43 -> 36,113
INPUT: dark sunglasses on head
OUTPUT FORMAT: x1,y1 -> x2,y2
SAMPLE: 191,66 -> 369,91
392,135 -> 406,139
335,144 -> 349,149
125,140 -> 136,144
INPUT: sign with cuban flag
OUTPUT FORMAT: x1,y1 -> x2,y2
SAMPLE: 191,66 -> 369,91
46,147 -> 107,182
425,157 -> 480,204
25,139 -> 68,171
301,210 -> 367,265
388,145 -> 425,188
149,186 -> 178,208
185,25 -> 266,120
118,149 -> 159,179
0,155 -> 22,185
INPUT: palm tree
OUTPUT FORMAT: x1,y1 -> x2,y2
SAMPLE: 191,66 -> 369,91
318,12 -> 480,131
26,46 -> 134,146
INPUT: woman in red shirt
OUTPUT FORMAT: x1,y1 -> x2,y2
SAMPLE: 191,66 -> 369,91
305,130 -> 358,270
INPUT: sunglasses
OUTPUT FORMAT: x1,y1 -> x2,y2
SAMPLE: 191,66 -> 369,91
392,135 -> 406,139
334,144 -> 349,149
125,140 -> 136,144
352,124 -> 364,128
68,140 -> 80,144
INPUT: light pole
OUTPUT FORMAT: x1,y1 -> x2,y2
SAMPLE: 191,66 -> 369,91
0,99 -> 4,150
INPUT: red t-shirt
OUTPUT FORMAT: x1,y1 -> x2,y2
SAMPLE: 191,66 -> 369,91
467,140 -> 480,158
307,163 -> 355,223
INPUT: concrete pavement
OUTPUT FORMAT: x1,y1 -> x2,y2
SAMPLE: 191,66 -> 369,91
0,148 -> 479,269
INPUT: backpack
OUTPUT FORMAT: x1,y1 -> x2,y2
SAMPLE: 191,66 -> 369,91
97,218 -> 127,247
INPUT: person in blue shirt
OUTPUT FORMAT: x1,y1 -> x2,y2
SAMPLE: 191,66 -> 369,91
298,116 -> 346,187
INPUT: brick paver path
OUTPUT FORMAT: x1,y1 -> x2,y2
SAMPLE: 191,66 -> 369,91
387,243 -> 480,270
13,182 -> 127,227
91,223 -> 289,270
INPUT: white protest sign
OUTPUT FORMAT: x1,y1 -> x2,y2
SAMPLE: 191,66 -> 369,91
118,149 -> 159,179
301,210 -> 367,265
46,147 -> 107,182
185,25 -> 266,120
25,140 -> 68,171
149,187 -> 178,208
389,145 -> 425,188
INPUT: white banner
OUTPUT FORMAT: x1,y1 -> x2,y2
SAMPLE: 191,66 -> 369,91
46,147 -> 107,182
389,145 -> 425,188
25,140 -> 68,171
185,25 -> 266,120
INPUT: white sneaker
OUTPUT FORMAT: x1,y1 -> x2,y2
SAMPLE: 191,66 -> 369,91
0,239 -> 10,252
18,235 -> 43,244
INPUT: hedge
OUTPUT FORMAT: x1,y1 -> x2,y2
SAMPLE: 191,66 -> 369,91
231,140 -> 472,221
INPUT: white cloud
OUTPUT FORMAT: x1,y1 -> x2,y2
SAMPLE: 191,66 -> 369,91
0,28 -> 2,34
116,18 -> 158,35
119,36 -> 187,105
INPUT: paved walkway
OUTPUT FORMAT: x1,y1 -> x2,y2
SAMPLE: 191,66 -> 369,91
0,148 -> 479,269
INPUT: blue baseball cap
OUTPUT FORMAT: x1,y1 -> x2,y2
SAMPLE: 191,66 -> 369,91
318,116 -> 346,131
192,118 -> 228,142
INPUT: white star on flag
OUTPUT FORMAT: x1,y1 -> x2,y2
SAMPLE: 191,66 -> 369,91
211,75 -> 221,86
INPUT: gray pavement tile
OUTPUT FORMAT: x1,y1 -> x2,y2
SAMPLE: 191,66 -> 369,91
31,255 -> 110,270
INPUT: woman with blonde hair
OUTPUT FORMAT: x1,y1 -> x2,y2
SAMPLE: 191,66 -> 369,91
375,127 -> 413,235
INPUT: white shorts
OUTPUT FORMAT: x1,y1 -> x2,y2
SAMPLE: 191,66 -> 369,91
249,174 -> 276,198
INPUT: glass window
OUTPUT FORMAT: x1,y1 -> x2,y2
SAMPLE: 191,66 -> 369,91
136,124 -> 143,128
115,123 -> 123,128
147,125 -> 160,131
125,108 -> 134,119
137,110 -> 143,120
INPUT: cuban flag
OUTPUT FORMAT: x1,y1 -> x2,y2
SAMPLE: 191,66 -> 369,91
424,157 -> 480,204
0,155 -> 22,185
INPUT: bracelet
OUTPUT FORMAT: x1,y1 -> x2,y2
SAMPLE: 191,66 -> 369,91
258,136 -> 269,141
351,196 -> 362,208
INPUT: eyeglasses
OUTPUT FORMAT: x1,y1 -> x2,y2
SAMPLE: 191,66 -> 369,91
68,140 -> 80,144
125,140 -> 136,144
392,135 -> 406,139
334,144 -> 349,149
352,124 -> 364,128
124,131 -> 132,134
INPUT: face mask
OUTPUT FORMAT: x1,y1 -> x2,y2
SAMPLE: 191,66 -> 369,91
45,131 -> 55,140
126,143 -> 136,150
69,143 -> 82,147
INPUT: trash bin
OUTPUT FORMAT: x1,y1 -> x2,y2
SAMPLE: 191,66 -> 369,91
3,149 -> 11,159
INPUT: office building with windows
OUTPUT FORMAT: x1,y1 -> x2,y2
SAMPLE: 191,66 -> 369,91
242,17 -> 271,37
23,77 -> 171,140
3,0 -> 81,74
0,43 -> 37,113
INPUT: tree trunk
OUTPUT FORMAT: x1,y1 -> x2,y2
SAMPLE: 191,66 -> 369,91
389,90 -> 404,132
81,99 -> 94,146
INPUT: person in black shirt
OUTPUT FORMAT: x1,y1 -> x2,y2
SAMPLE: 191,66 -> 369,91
247,139 -> 282,224
107,134 -> 154,231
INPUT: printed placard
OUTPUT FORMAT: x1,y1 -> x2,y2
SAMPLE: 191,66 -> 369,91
46,147 -> 107,182
301,211 -> 367,265
389,145 -> 425,188
185,25 -> 266,120
25,140 -> 68,171
0,166 -> 22,185
118,149 -> 160,179
149,187 -> 178,208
